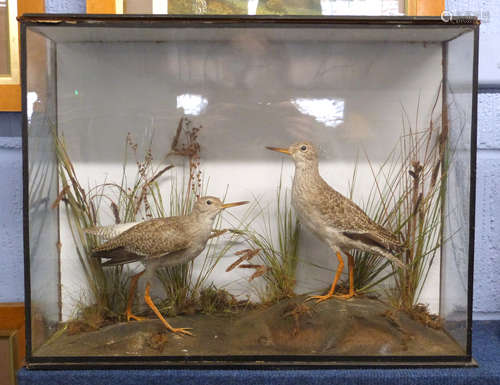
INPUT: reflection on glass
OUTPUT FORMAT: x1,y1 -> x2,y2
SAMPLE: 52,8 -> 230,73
291,98 -> 344,128
124,0 -> 153,13
27,92 -> 38,122
248,0 -> 258,15
153,0 -> 168,13
321,0 -> 402,16
177,94 -> 208,116
166,0 -> 402,15
194,0 -> 207,14
0,0 -> 10,76
124,0 -> 169,14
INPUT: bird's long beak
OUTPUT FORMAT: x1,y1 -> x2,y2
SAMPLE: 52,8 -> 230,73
265,146 -> 291,155
222,201 -> 250,209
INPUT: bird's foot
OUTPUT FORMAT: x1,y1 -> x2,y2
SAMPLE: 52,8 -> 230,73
333,292 -> 356,300
171,327 -> 194,336
305,294 -> 334,304
126,311 -> 148,322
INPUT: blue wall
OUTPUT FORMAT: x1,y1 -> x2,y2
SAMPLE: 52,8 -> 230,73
45,0 -> 85,13
0,0 -> 498,319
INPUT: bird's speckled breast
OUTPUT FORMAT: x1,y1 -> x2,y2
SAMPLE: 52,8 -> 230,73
186,215 -> 214,253
292,170 -> 332,242
154,215 -> 214,268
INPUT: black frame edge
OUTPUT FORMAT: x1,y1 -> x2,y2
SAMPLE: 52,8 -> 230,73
25,360 -> 478,370
17,13 -> 480,26
466,23 -> 480,359
21,20 -> 33,365
439,37 -> 448,329
24,353 -> 474,369
53,37 -> 62,324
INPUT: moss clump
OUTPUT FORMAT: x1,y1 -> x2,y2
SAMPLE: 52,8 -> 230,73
199,285 -> 239,314
66,304 -> 117,335
408,303 -> 442,329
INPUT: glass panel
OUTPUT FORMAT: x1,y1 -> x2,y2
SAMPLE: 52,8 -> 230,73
29,25 -> 470,44
441,30 -> 475,351
26,28 -> 59,353
0,0 -> 10,76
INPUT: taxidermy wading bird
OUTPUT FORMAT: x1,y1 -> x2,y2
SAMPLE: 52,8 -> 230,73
266,142 -> 405,302
87,196 -> 248,336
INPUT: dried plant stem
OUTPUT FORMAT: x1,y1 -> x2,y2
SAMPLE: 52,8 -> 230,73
350,85 -> 454,315
237,168 -> 300,303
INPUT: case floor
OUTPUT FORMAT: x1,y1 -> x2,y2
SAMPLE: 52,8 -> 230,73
18,321 -> 500,385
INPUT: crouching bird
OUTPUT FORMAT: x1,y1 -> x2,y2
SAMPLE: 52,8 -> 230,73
266,142 -> 405,302
88,196 -> 248,335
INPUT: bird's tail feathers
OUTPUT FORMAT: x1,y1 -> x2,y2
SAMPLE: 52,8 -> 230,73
84,223 -> 139,240
379,249 -> 406,270
91,247 -> 142,266
84,227 -> 100,235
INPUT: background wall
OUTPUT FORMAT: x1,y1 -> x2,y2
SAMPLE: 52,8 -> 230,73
0,0 -> 498,319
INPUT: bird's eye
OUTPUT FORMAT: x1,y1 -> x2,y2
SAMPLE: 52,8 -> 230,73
300,145 -> 307,151
206,200 -> 212,205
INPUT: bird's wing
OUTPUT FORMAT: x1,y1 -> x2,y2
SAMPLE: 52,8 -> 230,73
91,217 -> 190,261
317,182 -> 402,250
341,230 -> 403,253
92,247 -> 144,266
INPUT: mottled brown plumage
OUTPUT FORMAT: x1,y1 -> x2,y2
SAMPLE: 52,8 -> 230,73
267,141 -> 405,302
93,217 -> 193,263
84,222 -> 140,241
88,196 -> 248,335
310,169 -> 403,254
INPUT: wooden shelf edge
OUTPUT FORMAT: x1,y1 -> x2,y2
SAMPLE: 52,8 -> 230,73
0,0 -> 45,112
0,302 -> 26,366
0,85 -> 21,111
87,0 -> 117,14
407,0 -> 445,16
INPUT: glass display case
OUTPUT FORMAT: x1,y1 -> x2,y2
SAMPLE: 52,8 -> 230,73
20,15 -> 479,368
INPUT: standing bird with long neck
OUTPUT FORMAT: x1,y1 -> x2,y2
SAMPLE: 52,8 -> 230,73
266,142 -> 404,302
88,196 -> 248,335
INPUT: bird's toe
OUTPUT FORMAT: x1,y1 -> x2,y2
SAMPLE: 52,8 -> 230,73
305,294 -> 333,304
126,312 -> 148,322
333,293 -> 355,300
172,327 -> 194,336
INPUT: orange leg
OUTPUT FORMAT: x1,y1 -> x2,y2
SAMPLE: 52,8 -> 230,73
126,270 -> 147,322
306,251 -> 345,303
334,251 -> 356,299
144,282 -> 193,336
